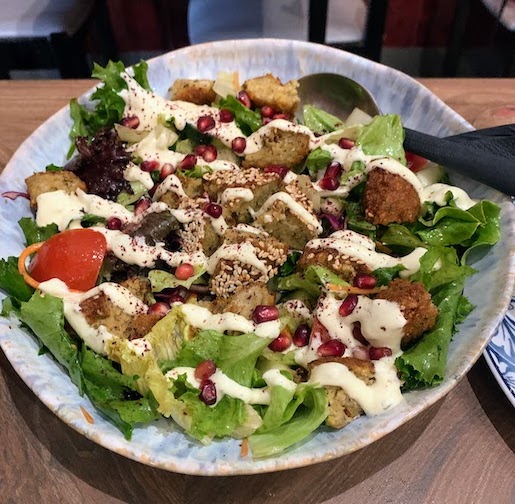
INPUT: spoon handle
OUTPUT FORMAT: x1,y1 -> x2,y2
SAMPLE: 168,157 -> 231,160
403,127 -> 515,195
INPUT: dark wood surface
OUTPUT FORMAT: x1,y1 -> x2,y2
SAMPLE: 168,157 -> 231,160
0,79 -> 514,504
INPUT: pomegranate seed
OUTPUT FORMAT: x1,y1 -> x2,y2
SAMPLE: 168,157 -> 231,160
203,202 -> 222,219
175,263 -> 195,280
317,339 -> 346,357
178,154 -> 197,170
264,164 -> 289,179
169,294 -> 186,304
352,346 -> 370,361
319,177 -> 340,191
252,305 -> 279,324
231,137 -> 246,154
140,160 -> 160,172
338,138 -> 355,149
197,115 -> 215,132
106,217 -> 122,230
121,115 -> 140,129
260,105 -> 275,118
353,273 -> 377,289
293,324 -> 310,347
160,163 -> 175,180
268,329 -> 292,352
199,380 -> 217,405
219,108 -> 234,122
272,113 -> 289,120
339,294 -> 358,317
263,117 -> 273,125
195,359 -> 216,381
352,322 -> 369,345
134,198 -> 151,216
325,161 -> 343,179
369,346 -> 393,360
237,90 -> 251,108
148,302 -> 170,317
194,144 -> 217,162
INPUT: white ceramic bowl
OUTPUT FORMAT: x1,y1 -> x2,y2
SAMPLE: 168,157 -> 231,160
0,39 -> 514,475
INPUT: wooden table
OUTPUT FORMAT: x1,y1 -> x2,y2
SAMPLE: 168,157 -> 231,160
0,79 -> 514,504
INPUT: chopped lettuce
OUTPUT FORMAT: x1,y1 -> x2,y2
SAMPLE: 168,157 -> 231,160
302,105 -> 344,135
305,147 -> 332,177
0,257 -> 35,305
149,267 -> 206,291
68,60 -> 151,157
356,114 -> 406,165
248,385 -> 328,458
217,95 -> 261,135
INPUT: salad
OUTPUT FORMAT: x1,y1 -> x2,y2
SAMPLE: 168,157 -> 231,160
0,61 -> 501,459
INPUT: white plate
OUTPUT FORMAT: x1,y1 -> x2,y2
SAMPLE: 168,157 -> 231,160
0,39 -> 514,475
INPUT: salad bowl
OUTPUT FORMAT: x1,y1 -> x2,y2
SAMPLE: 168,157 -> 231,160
0,39 -> 513,475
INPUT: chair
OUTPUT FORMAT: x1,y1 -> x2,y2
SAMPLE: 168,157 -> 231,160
0,0 -> 118,79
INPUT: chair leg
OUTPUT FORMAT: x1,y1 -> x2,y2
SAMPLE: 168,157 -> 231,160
50,32 -> 90,79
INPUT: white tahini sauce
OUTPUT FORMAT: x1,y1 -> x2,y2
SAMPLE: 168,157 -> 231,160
206,242 -> 269,275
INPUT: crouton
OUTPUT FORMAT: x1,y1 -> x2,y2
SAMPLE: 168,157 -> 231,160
242,128 -> 310,169
209,230 -> 288,298
179,216 -> 222,257
375,278 -> 438,347
120,276 -> 154,304
80,292 -> 160,340
169,79 -> 216,105
159,174 -> 204,210
296,247 -> 372,281
242,74 -> 300,116
211,282 -> 275,319
252,181 -> 321,250
25,171 -> 86,209
363,167 -> 421,225
203,167 -> 283,223
309,357 -> 374,429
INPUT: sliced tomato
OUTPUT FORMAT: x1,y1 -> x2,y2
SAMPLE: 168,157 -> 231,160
29,229 -> 107,291
405,151 -> 429,173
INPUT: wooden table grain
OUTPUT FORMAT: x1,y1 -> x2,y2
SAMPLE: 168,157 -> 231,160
0,79 -> 514,504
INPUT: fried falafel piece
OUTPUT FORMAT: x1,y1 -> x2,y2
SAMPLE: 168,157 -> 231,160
179,214 -> 223,257
252,176 -> 321,250
80,292 -> 160,341
363,167 -> 421,225
242,128 -> 310,169
25,171 -> 87,209
203,167 -> 283,223
211,282 -> 275,319
169,79 -> 217,105
120,276 -> 154,305
242,74 -> 300,116
308,357 -> 375,429
375,278 -> 438,347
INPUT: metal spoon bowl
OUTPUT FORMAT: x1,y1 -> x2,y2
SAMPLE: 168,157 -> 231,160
297,73 -> 515,195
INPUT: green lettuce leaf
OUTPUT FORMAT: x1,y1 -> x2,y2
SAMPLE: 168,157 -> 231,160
302,105 -> 344,135
248,385 -> 328,458
0,257 -> 34,304
356,114 -> 406,165
395,280 -> 469,388
217,95 -> 261,136
19,292 -> 83,392
149,267 -> 206,291
305,147 -> 332,177
373,265 -> 406,286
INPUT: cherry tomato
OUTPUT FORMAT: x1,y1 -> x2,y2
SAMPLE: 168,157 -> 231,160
29,229 -> 107,291
405,151 -> 429,173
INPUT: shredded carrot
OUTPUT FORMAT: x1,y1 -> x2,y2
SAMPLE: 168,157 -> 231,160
80,406 -> 95,424
327,283 -> 383,295
240,438 -> 249,458
17,242 -> 44,289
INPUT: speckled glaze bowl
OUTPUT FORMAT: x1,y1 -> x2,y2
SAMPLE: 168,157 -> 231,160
0,39 -> 514,475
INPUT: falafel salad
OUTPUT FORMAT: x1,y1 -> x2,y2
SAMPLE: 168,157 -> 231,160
0,61 -> 501,458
